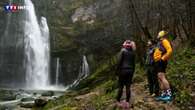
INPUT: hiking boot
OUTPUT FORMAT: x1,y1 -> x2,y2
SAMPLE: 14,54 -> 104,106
160,95 -> 172,102
155,91 -> 166,101
155,95 -> 166,101
155,95 -> 172,102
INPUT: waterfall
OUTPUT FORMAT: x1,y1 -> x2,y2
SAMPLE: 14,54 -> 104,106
24,0 -> 50,89
79,55 -> 90,79
71,55 -> 90,86
55,58 -> 60,85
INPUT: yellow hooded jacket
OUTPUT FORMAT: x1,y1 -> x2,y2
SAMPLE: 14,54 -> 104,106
153,38 -> 173,62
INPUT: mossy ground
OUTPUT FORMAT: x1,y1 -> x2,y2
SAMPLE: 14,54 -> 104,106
41,46 -> 195,110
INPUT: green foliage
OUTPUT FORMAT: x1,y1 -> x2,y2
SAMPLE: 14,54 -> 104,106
104,80 -> 117,93
175,90 -> 192,107
167,47 -> 195,107
91,94 -> 113,110
70,0 -> 95,9
89,80 -> 117,110
133,64 -> 146,83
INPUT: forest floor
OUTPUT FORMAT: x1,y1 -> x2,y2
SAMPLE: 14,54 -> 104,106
43,81 -> 180,110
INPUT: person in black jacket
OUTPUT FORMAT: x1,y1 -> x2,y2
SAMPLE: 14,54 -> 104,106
145,40 -> 159,96
116,40 -> 136,105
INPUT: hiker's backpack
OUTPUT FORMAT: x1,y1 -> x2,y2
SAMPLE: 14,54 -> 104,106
153,38 -> 173,62
145,47 -> 155,65
167,32 -> 177,41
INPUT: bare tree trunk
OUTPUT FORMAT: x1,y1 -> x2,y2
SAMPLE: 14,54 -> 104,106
180,16 -> 190,39
128,0 -> 152,39
191,0 -> 195,33
187,0 -> 192,34
190,0 -> 195,45
176,24 -> 184,42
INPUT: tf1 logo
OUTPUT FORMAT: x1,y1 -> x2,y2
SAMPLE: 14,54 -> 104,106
4,4 -> 27,12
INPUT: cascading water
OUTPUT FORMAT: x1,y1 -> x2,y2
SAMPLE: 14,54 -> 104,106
0,0 -> 88,90
71,55 -> 90,86
79,55 -> 90,79
55,58 -> 60,85
24,0 -> 50,89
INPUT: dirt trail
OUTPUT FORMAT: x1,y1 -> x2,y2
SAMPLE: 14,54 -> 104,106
47,81 -> 180,110
128,82 -> 180,110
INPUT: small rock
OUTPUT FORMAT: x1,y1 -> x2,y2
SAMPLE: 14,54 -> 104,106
137,99 -> 144,104
74,92 -> 99,101
34,97 -> 48,107
21,97 -> 35,102
188,106 -> 195,110
192,82 -> 195,91
191,49 -> 195,55
190,93 -> 195,105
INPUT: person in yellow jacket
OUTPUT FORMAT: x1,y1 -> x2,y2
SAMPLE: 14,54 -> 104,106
153,30 -> 173,101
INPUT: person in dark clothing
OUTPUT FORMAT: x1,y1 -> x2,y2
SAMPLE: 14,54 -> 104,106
145,40 -> 159,96
116,40 -> 136,105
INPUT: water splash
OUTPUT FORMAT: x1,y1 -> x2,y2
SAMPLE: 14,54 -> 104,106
24,0 -> 50,89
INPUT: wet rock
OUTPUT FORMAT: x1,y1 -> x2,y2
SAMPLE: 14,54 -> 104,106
0,90 -> 16,101
0,106 -> 11,110
20,101 -> 34,108
41,91 -> 54,96
20,97 -> 35,108
34,97 -> 48,107
16,93 -> 32,100
21,97 -> 35,102
0,95 -> 16,101
20,98 -> 34,107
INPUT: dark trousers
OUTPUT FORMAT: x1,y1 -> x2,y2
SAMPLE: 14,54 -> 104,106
146,66 -> 159,95
117,69 -> 134,102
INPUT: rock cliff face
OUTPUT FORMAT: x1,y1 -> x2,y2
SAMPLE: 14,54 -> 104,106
0,0 -> 26,87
